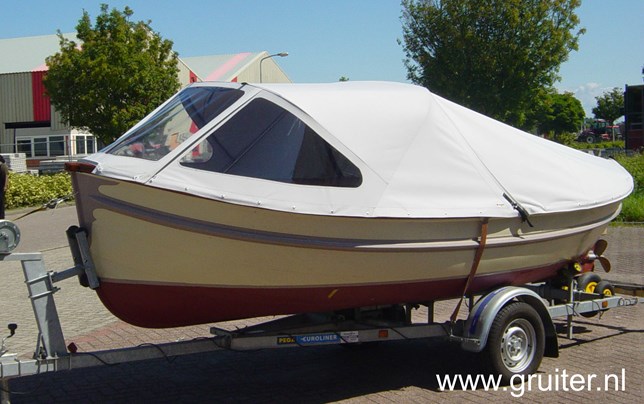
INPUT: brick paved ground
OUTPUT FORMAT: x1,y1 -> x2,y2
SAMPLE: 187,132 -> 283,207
1,207 -> 642,403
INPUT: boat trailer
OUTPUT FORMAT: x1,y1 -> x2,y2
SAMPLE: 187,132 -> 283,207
1,221 -> 642,397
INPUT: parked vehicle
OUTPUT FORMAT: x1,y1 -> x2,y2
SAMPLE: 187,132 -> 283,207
577,119 -> 621,143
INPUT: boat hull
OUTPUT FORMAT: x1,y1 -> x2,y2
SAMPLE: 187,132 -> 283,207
97,265 -> 565,328
70,171 -> 618,328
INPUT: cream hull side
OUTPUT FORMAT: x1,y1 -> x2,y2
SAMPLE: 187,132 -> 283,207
91,207 -> 607,287
71,172 -> 618,327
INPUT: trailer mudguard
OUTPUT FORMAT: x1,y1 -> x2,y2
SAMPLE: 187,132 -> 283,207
461,286 -> 558,357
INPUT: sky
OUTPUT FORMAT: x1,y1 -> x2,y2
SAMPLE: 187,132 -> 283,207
1,0 -> 642,116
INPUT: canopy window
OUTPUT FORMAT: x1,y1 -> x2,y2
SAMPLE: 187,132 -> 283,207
181,98 -> 362,187
108,87 -> 244,161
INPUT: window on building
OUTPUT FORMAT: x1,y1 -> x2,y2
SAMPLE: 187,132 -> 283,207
180,98 -> 362,187
73,135 -> 97,155
87,136 -> 96,154
14,134 -> 96,158
34,137 -> 48,157
17,139 -> 32,157
76,137 -> 86,154
49,136 -> 65,156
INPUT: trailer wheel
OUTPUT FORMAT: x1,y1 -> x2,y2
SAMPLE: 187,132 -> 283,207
594,280 -> 615,297
577,272 -> 602,293
483,302 -> 545,384
577,273 -> 603,317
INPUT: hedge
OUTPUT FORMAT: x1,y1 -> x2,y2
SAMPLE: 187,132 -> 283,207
5,172 -> 73,210
613,153 -> 644,223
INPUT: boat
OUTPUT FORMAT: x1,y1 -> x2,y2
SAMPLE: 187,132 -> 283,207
66,81 -> 633,328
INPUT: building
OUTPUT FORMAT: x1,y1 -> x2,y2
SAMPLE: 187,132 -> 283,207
0,34 -> 290,168
624,84 -> 643,150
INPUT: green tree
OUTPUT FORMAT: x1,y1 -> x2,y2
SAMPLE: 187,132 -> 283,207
400,0 -> 584,128
530,88 -> 584,136
592,87 -> 624,125
44,4 -> 180,145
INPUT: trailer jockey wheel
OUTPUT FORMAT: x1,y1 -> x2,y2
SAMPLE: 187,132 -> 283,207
576,272 -> 603,317
592,281 -> 615,317
577,272 -> 602,294
594,280 -> 615,297
483,302 -> 545,384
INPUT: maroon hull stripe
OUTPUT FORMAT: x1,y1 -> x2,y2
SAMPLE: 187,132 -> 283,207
96,263 -> 562,328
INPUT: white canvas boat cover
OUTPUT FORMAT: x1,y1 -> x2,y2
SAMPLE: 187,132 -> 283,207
92,81 -> 633,219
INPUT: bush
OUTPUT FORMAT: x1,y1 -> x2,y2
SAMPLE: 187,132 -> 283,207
618,193 -> 644,223
614,153 -> 644,191
551,132 -> 578,146
5,172 -> 73,210
613,153 -> 644,223
572,140 -> 625,150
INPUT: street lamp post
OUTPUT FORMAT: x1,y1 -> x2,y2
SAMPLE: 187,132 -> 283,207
259,52 -> 288,83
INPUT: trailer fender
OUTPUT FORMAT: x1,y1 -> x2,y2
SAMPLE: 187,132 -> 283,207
461,286 -> 558,358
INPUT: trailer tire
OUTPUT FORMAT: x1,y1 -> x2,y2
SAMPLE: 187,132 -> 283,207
577,273 -> 603,317
577,272 -> 602,293
594,280 -> 615,297
483,301 -> 545,384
